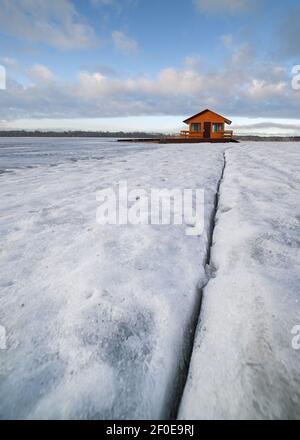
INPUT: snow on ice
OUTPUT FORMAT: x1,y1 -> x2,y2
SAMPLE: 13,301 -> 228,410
179,143 -> 300,420
1,139 -> 299,420
0,139 -> 225,419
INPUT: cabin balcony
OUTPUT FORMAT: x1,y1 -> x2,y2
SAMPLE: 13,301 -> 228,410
179,130 -> 202,138
223,130 -> 234,138
179,129 -> 234,139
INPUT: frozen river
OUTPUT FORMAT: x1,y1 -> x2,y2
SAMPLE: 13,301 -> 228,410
0,139 -> 299,420
0,137 -> 160,171
0,138 -> 225,419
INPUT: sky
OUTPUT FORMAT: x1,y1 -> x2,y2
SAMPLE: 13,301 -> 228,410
0,0 -> 300,134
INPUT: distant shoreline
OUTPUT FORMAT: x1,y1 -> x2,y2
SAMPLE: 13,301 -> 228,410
0,131 -> 164,139
0,131 -> 300,142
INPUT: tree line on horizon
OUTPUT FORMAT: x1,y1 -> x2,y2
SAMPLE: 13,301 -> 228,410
0,130 -> 299,141
0,130 -> 165,138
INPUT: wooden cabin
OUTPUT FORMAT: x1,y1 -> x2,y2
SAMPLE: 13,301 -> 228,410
118,108 -> 237,144
180,109 -> 234,141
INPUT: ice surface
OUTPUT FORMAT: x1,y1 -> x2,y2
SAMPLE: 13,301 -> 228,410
0,139 -> 226,419
179,143 -> 300,420
0,137 -> 160,171
2,140 -> 299,420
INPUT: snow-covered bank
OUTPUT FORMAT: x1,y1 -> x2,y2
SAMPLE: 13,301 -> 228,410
179,143 -> 300,420
0,141 -> 225,419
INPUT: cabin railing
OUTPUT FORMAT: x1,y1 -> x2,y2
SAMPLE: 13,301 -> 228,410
180,130 -> 192,138
224,130 -> 233,138
179,130 -> 205,137
180,130 -> 234,138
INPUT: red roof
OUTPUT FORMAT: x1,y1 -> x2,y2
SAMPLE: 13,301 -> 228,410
183,109 -> 232,125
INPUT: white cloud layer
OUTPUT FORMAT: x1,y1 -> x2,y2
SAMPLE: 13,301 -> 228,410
0,43 -> 299,123
28,64 -> 56,83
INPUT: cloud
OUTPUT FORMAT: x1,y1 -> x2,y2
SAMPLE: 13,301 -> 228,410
77,66 -> 205,98
0,66 -> 6,91
0,57 -> 18,68
232,121 -> 300,136
0,0 -> 97,49
27,64 -> 56,83
233,122 -> 300,131
112,31 -> 138,55
247,79 -> 287,100
0,42 -> 298,122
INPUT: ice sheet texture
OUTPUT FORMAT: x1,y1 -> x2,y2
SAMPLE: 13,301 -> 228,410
179,143 -> 300,420
0,139 -> 226,419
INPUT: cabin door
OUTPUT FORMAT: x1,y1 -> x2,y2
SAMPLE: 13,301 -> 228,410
204,122 -> 211,138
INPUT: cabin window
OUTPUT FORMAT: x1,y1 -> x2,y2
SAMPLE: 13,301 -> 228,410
212,123 -> 223,133
191,123 -> 201,132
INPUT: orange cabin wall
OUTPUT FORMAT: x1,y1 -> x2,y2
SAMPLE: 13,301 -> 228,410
186,111 -> 228,138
